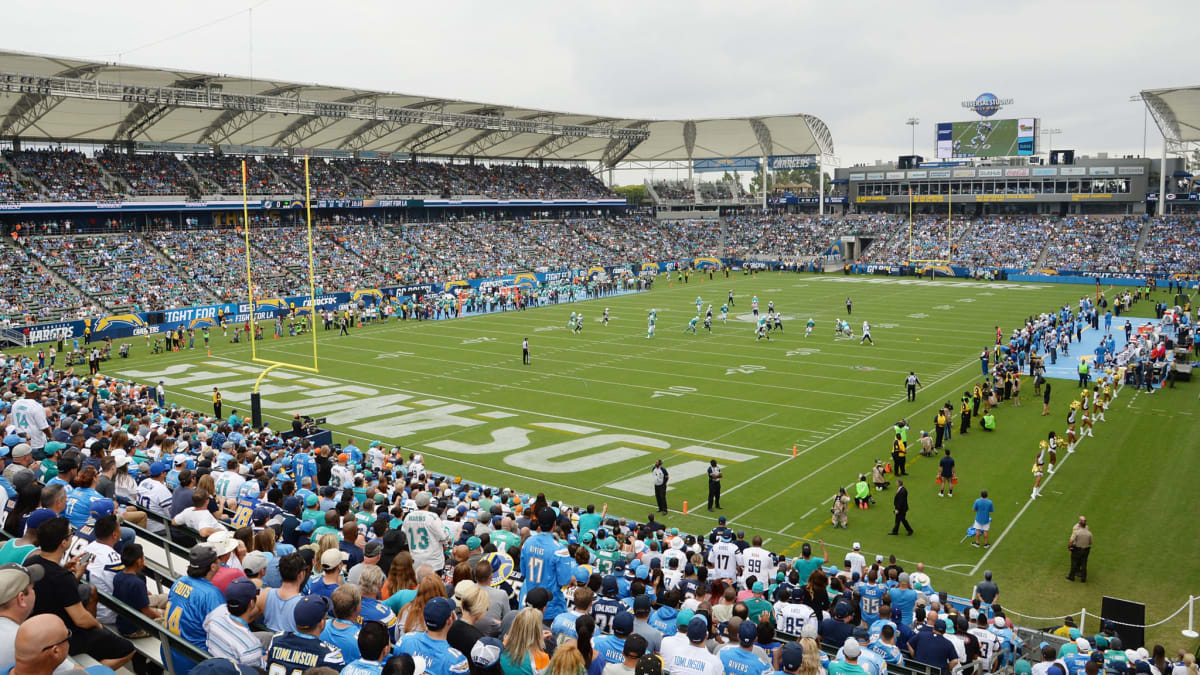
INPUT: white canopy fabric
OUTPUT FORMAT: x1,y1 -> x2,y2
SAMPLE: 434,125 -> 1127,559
0,49 -> 832,166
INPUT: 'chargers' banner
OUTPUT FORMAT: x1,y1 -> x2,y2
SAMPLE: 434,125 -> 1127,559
768,155 -> 817,170
693,157 -> 760,173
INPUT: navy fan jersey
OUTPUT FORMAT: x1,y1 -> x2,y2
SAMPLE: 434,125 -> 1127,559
266,631 -> 345,675
591,596 -> 624,633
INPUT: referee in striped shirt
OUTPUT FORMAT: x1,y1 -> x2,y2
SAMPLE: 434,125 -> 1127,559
905,372 -> 922,402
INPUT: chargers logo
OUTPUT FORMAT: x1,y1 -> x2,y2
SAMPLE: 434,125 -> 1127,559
693,257 -> 721,269
95,314 -> 147,332
586,266 -> 605,279
187,317 -> 218,330
352,289 -> 383,303
256,299 -> 287,311
1024,268 -> 1059,276
444,280 -> 469,291
513,273 -> 538,289
640,263 -> 660,273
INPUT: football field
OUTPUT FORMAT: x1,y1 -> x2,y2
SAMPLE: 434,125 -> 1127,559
107,272 -> 1200,645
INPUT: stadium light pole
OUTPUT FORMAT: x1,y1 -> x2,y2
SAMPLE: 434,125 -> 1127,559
906,117 -> 920,157
1041,128 -> 1062,157
1130,95 -> 1147,158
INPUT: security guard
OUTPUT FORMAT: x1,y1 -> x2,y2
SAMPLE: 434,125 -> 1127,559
213,387 -> 223,419
1067,516 -> 1093,582
891,433 -> 908,476
706,459 -> 723,511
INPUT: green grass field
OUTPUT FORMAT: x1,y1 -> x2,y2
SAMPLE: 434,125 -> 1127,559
105,272 -> 1199,648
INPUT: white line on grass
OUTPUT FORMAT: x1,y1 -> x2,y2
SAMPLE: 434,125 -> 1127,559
967,385 -> 1123,575
722,357 -> 980,519
707,413 -> 778,444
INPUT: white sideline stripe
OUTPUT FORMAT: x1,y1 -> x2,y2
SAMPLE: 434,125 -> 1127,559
723,357 -> 979,518
968,385 -> 1122,575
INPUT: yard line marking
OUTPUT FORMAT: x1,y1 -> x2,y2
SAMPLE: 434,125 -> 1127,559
802,507 -> 818,519
968,383 -> 1124,576
783,521 -> 796,531
724,357 -> 979,519
707,413 -> 778,444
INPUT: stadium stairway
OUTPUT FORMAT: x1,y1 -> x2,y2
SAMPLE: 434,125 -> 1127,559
1131,217 -> 1156,265
0,152 -> 47,200
91,157 -> 130,198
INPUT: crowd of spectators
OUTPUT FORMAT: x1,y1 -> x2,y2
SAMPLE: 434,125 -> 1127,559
95,151 -> 199,197
264,157 -> 363,199
0,241 -> 98,323
0,163 -> 31,203
25,235 -> 205,313
4,214 -> 1200,320
653,180 -> 695,201
1137,217 -> 1200,272
1040,218 -> 1144,273
4,149 -> 114,201
148,229 -> 299,301
187,155 -> 294,196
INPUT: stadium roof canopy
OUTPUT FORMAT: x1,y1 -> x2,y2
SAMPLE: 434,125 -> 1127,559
0,50 -> 833,167
1141,85 -> 1200,144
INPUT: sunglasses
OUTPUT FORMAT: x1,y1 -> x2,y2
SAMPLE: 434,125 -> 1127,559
42,630 -> 71,652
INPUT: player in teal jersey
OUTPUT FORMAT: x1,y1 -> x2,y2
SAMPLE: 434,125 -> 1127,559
806,317 -> 816,337
646,309 -> 656,338
685,316 -> 698,334
567,312 -> 577,331
696,296 -> 703,313
720,304 -> 728,324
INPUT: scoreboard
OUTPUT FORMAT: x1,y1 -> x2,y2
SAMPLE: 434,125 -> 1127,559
936,118 -> 1037,159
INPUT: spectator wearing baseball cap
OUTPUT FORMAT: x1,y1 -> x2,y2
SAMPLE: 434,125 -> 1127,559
631,594 -> 663,655
204,577 -> 263,668
720,620 -> 771,675
907,614 -> 960,675
348,540 -> 383,585
830,637 -> 869,675
397,596 -> 469,675
779,642 -> 806,673
820,602 -> 856,647
603,633 -> 648,675
0,562 -> 44,666
595,611 -> 635,665
135,461 -> 173,533
0,508 -> 56,565
666,616 -> 721,675
309,549 -> 349,599
265,595 -> 344,673
27,516 -> 136,671
470,636 -> 505,675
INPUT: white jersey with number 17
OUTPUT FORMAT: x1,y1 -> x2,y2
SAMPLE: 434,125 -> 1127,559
707,541 -> 740,580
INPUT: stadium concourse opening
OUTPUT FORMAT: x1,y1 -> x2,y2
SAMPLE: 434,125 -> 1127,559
0,45 -> 1199,675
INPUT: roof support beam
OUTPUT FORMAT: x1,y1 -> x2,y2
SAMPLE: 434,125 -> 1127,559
0,63 -> 104,138
113,75 -> 215,142
272,93 -> 376,148
749,118 -> 773,158
454,112 -> 554,156
337,100 -> 445,151
198,85 -> 304,145
599,121 -> 650,168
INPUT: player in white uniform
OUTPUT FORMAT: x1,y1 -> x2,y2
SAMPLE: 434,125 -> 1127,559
775,594 -> 817,636
860,321 -> 874,345
707,532 -> 741,584
603,308 -> 609,326
646,309 -> 656,339
773,312 -> 783,332
756,317 -> 770,342
739,537 -> 773,589
575,313 -> 583,334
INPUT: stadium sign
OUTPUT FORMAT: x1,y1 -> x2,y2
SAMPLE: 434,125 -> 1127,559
961,92 -> 1014,117
768,155 -> 818,170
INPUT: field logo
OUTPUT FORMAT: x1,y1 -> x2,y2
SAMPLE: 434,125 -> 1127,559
962,92 -> 1014,117
95,314 -> 147,333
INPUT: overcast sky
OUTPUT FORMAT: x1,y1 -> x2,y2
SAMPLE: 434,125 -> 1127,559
5,0 -> 1197,182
